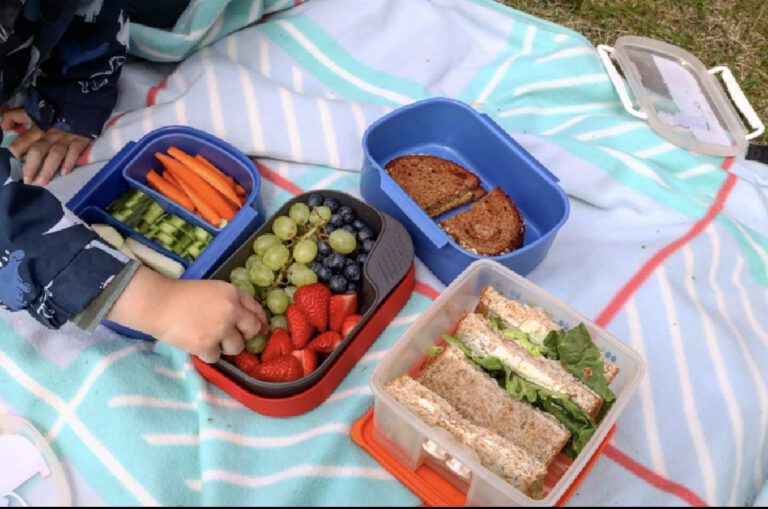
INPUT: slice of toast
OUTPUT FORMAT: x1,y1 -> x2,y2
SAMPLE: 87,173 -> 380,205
385,155 -> 485,217
440,187 -> 525,256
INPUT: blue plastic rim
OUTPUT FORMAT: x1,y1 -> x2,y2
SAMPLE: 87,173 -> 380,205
67,125 -> 266,340
360,97 -> 570,285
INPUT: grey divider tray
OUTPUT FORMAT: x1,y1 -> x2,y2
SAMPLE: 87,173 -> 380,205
209,190 -> 414,398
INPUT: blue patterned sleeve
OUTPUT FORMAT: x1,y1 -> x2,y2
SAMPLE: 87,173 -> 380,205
24,2 -> 129,137
0,147 -> 129,329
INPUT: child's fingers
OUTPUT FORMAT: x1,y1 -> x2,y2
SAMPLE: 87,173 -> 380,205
0,108 -> 31,130
8,127 -> 43,159
62,137 -> 90,175
236,307 -> 265,340
22,139 -> 53,184
219,330 -> 245,357
34,143 -> 67,185
238,291 -> 269,333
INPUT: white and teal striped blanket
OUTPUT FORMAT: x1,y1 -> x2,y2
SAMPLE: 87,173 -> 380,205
3,0 -> 768,505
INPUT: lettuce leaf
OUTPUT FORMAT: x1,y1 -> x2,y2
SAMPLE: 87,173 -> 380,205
487,314 -> 550,357
443,335 -> 595,457
544,324 -> 616,421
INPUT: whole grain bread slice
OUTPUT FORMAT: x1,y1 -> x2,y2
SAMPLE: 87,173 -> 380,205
439,187 -> 525,256
384,375 -> 548,499
385,155 -> 485,217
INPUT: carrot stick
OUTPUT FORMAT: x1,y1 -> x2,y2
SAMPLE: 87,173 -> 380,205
146,170 -> 195,212
163,170 -> 181,188
169,168 -> 222,227
168,147 -> 242,208
194,153 -> 246,202
156,152 -> 237,222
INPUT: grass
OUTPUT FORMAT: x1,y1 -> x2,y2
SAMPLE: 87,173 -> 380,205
498,0 -> 768,143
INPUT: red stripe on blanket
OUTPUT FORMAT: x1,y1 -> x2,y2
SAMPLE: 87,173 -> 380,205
414,281 -> 440,300
146,77 -> 170,107
604,445 -> 708,506
254,160 -> 303,195
595,158 -> 736,328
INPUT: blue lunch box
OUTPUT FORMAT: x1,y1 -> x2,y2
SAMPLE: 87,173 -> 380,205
360,97 -> 570,285
67,125 -> 264,339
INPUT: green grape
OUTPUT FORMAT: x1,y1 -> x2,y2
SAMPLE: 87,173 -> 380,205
272,216 -> 298,241
245,334 -> 268,354
232,279 -> 255,296
262,244 -> 290,271
252,234 -> 281,255
293,239 -> 318,264
328,229 -> 357,254
229,267 -> 249,284
248,262 -> 274,287
270,315 -> 288,331
245,254 -> 262,271
288,263 -> 318,287
284,285 -> 298,303
289,203 -> 311,224
266,289 -> 289,315
309,205 -> 332,225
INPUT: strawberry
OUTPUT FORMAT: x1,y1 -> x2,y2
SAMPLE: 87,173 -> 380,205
261,327 -> 293,363
308,331 -> 343,354
340,314 -> 362,338
291,349 -> 319,377
231,351 -> 260,377
329,293 -> 358,333
286,304 -> 315,349
294,283 -> 331,332
254,355 -> 303,383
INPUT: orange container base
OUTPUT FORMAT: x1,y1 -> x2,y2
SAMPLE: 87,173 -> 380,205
351,407 -> 616,507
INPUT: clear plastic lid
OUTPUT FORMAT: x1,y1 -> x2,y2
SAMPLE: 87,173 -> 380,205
0,416 -> 71,507
602,36 -> 763,157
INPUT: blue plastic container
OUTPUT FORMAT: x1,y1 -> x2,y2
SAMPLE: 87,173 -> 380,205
67,125 -> 264,339
360,98 -> 569,285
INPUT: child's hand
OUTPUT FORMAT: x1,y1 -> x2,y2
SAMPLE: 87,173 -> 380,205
1,108 -> 92,186
108,267 -> 269,363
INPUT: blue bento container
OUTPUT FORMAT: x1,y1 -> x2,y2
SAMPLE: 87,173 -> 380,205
360,98 -> 569,285
67,125 -> 264,339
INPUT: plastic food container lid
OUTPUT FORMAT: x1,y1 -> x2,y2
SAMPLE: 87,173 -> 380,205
0,416 -> 71,507
598,36 -> 764,156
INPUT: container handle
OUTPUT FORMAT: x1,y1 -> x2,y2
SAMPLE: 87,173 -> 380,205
380,175 -> 449,249
708,65 -> 765,140
597,45 -> 648,120
479,113 -> 561,184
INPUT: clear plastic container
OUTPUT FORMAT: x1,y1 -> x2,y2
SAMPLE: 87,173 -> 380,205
370,260 -> 645,506
0,416 -> 71,507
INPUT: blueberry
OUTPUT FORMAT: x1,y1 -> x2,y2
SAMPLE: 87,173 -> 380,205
358,227 -> 374,241
326,224 -> 337,233
362,239 -> 376,253
323,198 -> 340,213
341,211 -> 355,224
307,194 -> 323,208
317,266 -> 332,283
352,219 -> 366,230
309,262 -> 323,273
323,252 -> 346,270
329,275 -> 348,293
338,206 -> 353,217
346,282 -> 359,294
329,213 -> 344,227
356,253 -> 368,264
344,263 -> 362,282
317,240 -> 331,256
342,224 -> 356,234
315,254 -> 325,266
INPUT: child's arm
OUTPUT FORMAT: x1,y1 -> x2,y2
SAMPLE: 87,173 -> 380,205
8,2 -> 130,185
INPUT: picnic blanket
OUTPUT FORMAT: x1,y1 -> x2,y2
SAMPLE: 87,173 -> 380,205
3,0 -> 768,506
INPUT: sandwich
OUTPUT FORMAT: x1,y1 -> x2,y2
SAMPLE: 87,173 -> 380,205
383,285 -> 618,500
439,187 -> 525,256
385,155 -> 485,218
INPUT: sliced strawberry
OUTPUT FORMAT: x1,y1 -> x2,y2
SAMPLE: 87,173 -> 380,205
329,293 -> 358,333
307,331 -> 343,354
231,350 -> 260,377
254,355 -> 303,383
340,314 -> 362,338
294,283 -> 331,332
261,327 -> 293,363
286,304 -> 315,349
291,349 -> 319,377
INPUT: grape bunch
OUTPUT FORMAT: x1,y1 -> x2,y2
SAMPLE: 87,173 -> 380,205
229,193 -> 377,338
